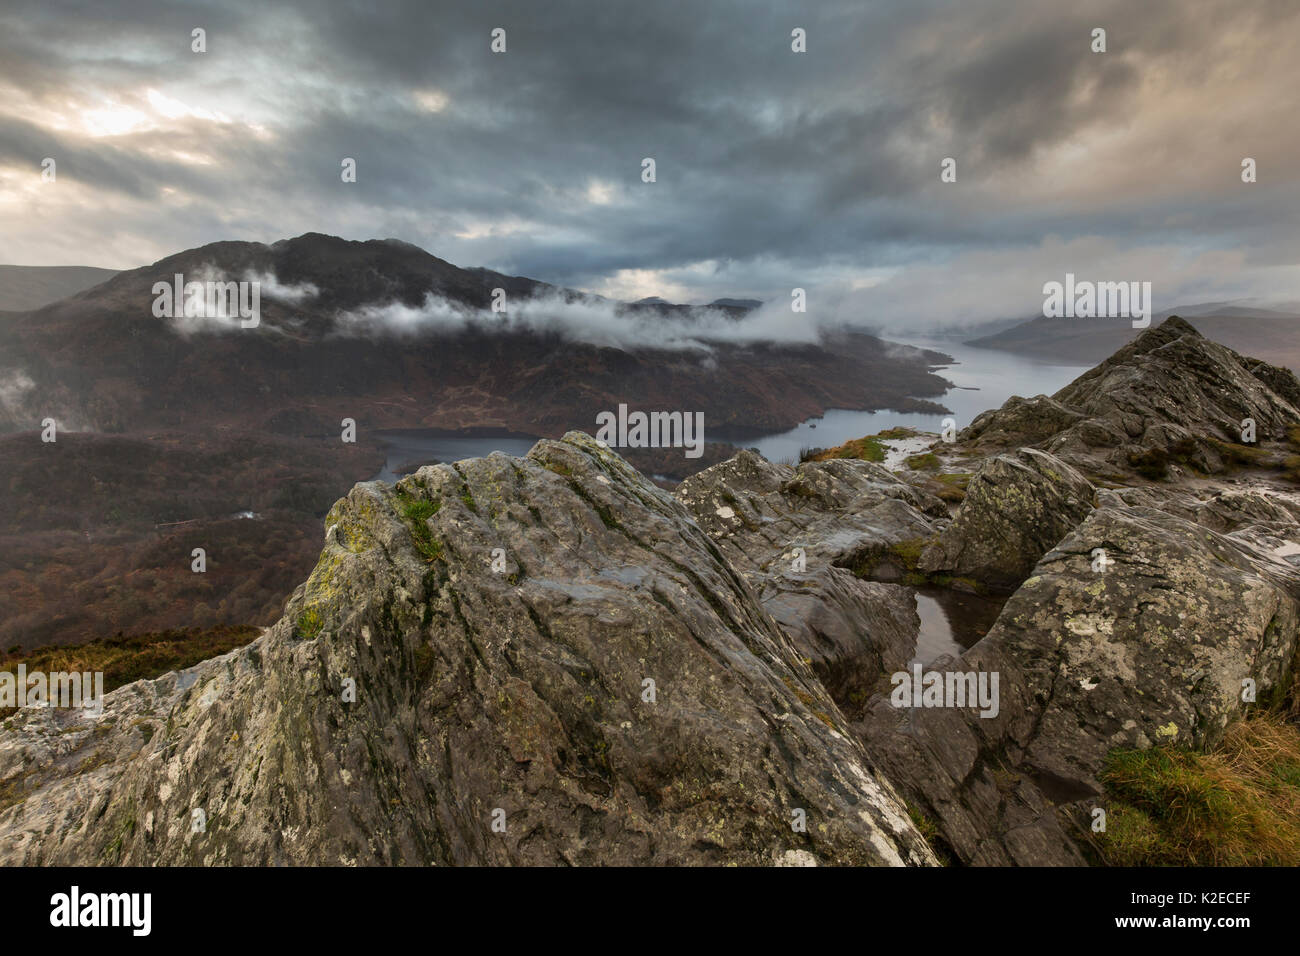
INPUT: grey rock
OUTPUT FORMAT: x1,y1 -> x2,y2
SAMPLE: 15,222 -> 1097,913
960,318 -> 1300,478
918,448 -> 1096,589
857,500 -> 1300,865
0,432 -> 935,867
676,451 -> 943,711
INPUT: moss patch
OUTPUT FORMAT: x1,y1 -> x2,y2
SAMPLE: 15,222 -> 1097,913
1210,439 -> 1271,468
296,607 -> 325,639
807,435 -> 886,463
889,537 -> 926,570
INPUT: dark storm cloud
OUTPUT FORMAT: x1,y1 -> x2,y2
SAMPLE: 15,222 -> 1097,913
2,0 -> 1299,322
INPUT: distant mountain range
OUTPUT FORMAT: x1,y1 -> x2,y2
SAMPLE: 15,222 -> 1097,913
0,233 -> 951,439
0,265 -> 119,312
966,304 -> 1300,371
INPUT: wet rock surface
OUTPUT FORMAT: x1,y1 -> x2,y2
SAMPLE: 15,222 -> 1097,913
675,451 -> 945,710
0,432 -> 934,867
918,448 -> 1096,590
855,502 -> 1300,865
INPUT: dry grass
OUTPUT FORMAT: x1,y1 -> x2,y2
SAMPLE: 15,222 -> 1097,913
1,625 -> 259,718
1097,713 -> 1300,866
803,435 -> 887,463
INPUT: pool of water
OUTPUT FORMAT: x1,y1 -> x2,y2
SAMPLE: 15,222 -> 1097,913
911,586 -> 1008,665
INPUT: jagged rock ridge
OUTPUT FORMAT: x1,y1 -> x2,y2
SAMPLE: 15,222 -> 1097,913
0,433 -> 934,867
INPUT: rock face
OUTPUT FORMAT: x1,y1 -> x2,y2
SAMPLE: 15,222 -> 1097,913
675,451 -> 946,713
963,317 -> 1300,478
668,323 -> 1300,866
857,501 -> 1300,865
0,432 -> 935,867
918,448 -> 1095,590
675,450 -> 946,572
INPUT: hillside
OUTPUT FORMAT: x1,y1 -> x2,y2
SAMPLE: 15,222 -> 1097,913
0,233 -> 952,439
0,233 -> 959,651
0,265 -> 119,312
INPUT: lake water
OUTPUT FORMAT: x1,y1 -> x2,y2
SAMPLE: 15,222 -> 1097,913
734,340 -> 1091,464
368,342 -> 1061,660
373,430 -> 539,483
370,340 -> 1090,477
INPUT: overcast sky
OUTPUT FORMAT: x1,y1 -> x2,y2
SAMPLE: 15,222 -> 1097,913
3,0 -> 1299,328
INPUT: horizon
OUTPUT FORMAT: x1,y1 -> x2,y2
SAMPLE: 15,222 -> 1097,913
6,231 -> 1300,325
4,0 -> 1300,328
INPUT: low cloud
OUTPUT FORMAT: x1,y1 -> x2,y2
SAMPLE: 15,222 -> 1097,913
162,266 -> 317,335
832,238 -> 1300,334
0,368 -> 35,416
249,270 -> 318,304
335,289 -> 824,351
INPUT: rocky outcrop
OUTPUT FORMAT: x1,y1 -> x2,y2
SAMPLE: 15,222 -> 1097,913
857,500 -> 1300,865
0,432 -> 935,867
962,318 -> 1300,479
667,330 -> 1300,866
675,451 -> 946,710
754,568 -> 919,718
918,448 -> 1095,590
675,450 -> 946,573
961,394 -> 1085,450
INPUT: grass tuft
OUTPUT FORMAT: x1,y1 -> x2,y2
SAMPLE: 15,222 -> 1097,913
296,607 -> 324,639
1096,714 -> 1300,866
394,490 -> 445,562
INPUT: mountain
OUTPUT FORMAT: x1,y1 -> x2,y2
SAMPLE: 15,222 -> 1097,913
0,265 -> 119,312
3,319 -> 1298,865
0,233 -> 952,438
958,315 -> 1300,479
966,306 -> 1300,371
0,233 -> 958,652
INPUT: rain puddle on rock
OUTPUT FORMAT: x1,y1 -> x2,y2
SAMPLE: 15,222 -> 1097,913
911,586 -> 1008,665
